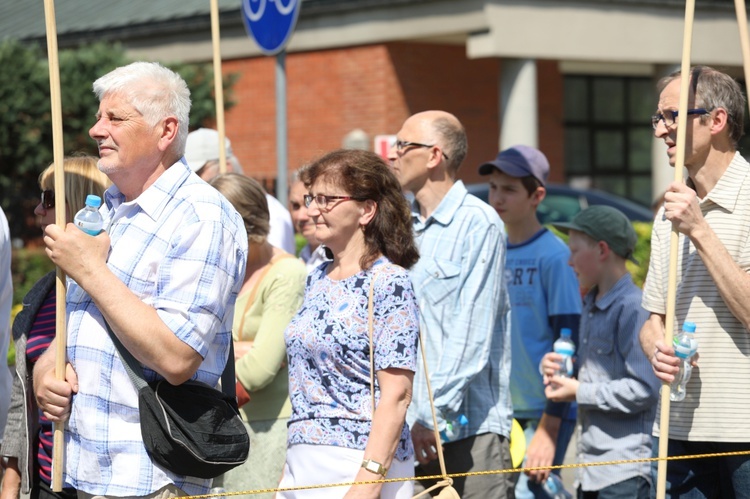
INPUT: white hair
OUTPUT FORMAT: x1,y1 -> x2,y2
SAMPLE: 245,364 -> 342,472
92,62 -> 191,155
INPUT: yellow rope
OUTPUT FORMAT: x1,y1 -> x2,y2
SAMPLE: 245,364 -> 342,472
180,448 -> 750,498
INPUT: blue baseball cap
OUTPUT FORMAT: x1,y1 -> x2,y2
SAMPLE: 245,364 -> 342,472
478,145 -> 549,186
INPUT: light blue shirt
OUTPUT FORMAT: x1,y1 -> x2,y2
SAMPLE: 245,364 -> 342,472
64,161 -> 248,496
407,181 -> 512,440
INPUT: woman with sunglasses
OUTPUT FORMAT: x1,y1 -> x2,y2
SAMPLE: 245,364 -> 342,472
0,156 -> 109,499
277,149 -> 420,499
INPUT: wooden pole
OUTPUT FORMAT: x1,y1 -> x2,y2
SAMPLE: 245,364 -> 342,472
735,0 -> 750,118
210,0 -> 228,174
656,1 -> 695,497
42,0 -> 67,491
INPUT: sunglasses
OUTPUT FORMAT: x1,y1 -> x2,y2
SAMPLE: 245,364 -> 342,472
41,190 -> 55,209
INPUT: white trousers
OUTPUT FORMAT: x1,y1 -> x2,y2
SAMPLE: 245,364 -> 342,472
276,444 -> 414,499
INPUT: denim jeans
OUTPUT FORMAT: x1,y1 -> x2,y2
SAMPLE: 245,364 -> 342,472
578,476 -> 649,499
515,418 -> 577,499
650,437 -> 750,498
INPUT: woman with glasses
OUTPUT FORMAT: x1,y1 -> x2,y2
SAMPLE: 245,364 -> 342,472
207,173 -> 307,499
1,156 -> 109,499
277,149 -> 420,499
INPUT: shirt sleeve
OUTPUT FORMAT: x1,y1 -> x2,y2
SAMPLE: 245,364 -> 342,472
373,268 -> 419,374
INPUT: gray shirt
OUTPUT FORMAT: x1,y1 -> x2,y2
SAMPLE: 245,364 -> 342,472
575,273 -> 659,491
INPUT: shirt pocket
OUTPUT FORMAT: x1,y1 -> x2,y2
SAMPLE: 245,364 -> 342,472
419,258 -> 461,305
588,325 -> 615,357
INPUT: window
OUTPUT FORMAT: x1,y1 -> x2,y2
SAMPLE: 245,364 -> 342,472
563,75 -> 654,206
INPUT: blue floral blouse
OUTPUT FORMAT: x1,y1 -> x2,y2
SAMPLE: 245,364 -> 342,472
284,257 -> 419,461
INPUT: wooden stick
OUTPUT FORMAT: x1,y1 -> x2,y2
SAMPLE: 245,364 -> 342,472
210,0 -> 228,174
43,0 -> 67,491
656,1 -> 695,497
735,0 -> 750,118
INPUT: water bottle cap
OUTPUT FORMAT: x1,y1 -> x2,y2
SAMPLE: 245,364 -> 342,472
85,195 -> 102,208
458,414 -> 469,425
560,328 -> 572,338
682,322 -> 696,333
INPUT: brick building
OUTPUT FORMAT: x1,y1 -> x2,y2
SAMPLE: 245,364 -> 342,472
2,0 -> 747,205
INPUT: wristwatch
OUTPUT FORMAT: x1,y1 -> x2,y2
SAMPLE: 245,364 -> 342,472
361,458 -> 388,477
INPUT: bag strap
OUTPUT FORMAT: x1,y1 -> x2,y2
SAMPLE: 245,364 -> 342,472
104,319 -> 236,398
366,266 -> 456,497
236,253 -> 295,339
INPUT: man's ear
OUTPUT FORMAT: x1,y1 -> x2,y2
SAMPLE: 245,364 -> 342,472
709,107 -> 729,137
157,116 -> 179,152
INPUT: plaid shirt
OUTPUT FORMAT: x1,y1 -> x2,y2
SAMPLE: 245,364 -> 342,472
63,161 -> 247,496
406,181 -> 512,440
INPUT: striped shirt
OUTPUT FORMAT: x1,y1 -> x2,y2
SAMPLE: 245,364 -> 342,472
406,181 -> 512,440
576,274 -> 658,491
63,161 -> 248,496
642,152 -> 750,442
25,288 -> 56,485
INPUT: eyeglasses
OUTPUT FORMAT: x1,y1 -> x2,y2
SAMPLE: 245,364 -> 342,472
303,194 -> 365,210
651,108 -> 710,129
41,190 -> 55,209
395,140 -> 450,160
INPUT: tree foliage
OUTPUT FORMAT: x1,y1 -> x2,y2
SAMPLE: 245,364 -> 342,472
0,40 -> 236,242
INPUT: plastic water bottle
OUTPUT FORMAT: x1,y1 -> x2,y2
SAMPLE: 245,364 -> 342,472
553,328 -> 575,377
73,195 -> 104,235
440,414 -> 468,443
542,473 -> 572,499
670,322 -> 697,402
209,487 -> 227,499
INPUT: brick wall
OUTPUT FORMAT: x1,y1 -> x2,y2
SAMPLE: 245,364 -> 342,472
220,43 -> 561,189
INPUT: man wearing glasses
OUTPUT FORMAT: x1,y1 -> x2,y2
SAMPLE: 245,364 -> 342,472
640,66 -> 750,496
388,111 -> 514,498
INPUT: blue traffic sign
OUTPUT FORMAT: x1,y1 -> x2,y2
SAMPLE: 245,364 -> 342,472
242,0 -> 301,56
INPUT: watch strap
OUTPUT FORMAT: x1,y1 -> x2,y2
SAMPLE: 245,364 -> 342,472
361,458 -> 388,477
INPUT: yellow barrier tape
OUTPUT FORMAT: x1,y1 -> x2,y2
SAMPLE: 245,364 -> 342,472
183,449 -> 750,498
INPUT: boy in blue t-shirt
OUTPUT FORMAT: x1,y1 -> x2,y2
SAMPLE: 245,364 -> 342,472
478,146 -> 581,498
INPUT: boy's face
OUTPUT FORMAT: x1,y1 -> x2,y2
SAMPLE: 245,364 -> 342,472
567,230 -> 602,290
487,170 -> 543,226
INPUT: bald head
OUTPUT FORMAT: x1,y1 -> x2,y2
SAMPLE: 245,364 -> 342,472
406,111 -> 467,175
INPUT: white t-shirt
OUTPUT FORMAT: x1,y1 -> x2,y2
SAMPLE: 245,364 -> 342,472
266,194 -> 295,254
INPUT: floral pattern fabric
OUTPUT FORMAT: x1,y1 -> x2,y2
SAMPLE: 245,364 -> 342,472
285,258 -> 419,461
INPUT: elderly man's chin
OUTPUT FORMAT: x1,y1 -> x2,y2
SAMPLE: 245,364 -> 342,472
97,158 -> 119,176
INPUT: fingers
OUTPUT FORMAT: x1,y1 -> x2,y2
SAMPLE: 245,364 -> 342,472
35,364 -> 75,423
651,342 -> 680,383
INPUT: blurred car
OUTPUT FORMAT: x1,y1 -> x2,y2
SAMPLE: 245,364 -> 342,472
465,182 -> 654,226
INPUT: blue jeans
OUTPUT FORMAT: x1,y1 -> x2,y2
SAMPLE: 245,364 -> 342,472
515,418 -> 577,499
650,437 -> 750,498
578,476 -> 649,499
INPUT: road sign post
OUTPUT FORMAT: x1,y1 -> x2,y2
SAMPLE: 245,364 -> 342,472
242,0 -> 301,206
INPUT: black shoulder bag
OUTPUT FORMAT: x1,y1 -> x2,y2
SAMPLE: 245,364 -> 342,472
105,321 -> 250,479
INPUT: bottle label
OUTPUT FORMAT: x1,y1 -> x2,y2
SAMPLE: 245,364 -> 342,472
75,220 -> 103,236
673,337 -> 692,359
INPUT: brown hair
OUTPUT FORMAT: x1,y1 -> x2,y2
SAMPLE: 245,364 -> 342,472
209,173 -> 270,244
301,149 -> 419,269
38,155 -> 111,215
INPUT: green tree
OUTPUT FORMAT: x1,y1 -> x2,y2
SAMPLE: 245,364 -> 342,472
0,40 -> 236,242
